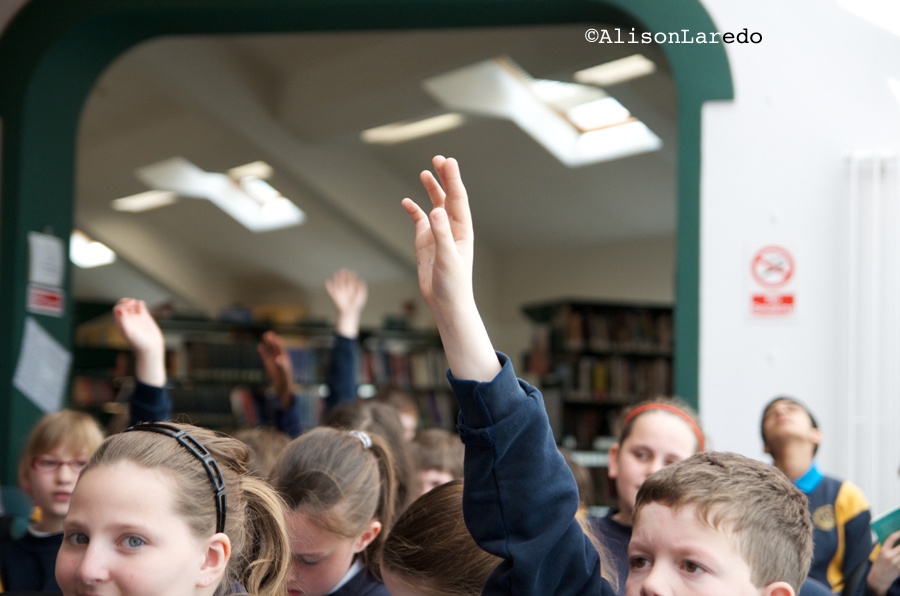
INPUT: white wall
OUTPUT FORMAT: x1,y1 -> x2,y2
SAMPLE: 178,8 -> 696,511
699,0 -> 900,514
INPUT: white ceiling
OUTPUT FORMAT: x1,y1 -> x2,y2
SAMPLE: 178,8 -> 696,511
73,24 -> 677,316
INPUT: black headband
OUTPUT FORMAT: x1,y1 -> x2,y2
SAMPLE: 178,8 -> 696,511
124,422 -> 227,534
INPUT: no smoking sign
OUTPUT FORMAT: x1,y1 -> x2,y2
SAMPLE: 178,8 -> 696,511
750,245 -> 795,316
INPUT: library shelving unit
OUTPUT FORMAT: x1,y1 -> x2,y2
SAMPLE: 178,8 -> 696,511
522,299 -> 674,508
72,313 -> 454,433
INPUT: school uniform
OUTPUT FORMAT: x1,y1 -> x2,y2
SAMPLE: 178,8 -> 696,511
795,463 -> 873,593
591,511 -> 631,596
449,352 -> 616,595
328,560 -> 388,596
0,530 -> 62,593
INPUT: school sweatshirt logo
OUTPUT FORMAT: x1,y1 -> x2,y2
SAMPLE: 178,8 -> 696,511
812,504 -> 836,531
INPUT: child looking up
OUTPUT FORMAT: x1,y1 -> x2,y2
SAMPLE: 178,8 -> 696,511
270,427 -> 396,596
400,154 -> 816,595
55,421 -> 290,595
761,396 -> 873,593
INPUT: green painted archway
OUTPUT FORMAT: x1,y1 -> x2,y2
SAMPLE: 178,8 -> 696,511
0,0 -> 732,483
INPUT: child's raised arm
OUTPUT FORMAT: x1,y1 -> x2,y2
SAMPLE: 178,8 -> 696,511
113,297 -> 171,425
113,297 -> 165,387
401,156 -> 607,595
400,155 -> 500,382
326,268 -> 368,339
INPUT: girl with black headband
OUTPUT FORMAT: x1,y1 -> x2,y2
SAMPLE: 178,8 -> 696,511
55,422 -> 290,596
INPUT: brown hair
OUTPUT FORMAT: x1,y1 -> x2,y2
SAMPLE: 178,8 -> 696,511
270,426 -> 397,580
232,427 -> 291,479
412,428 -> 464,479
85,423 -> 290,596
18,410 -> 104,486
381,480 -> 499,596
616,396 -> 704,452
322,400 -> 417,511
633,451 -> 812,592
373,385 -> 419,416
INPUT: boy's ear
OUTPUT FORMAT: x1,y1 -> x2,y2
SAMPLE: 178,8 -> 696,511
353,520 -> 382,553
197,533 -> 231,588
607,443 -> 620,479
762,581 -> 795,596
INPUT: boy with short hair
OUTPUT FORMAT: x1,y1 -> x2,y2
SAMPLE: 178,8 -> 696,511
761,396 -> 873,592
401,155 -> 815,595
631,451 -> 811,595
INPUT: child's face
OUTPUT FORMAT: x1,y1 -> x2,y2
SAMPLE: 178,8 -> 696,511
608,412 -> 698,521
762,399 -> 820,450
285,508 -> 380,596
56,462 -> 220,596
417,468 -> 455,497
626,502 -> 789,596
22,445 -> 91,532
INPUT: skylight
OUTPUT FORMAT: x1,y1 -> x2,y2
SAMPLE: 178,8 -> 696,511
421,56 -> 661,167
114,158 -> 306,233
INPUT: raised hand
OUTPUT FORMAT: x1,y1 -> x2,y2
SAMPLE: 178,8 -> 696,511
257,331 -> 294,408
326,268 -> 368,338
401,156 -> 499,382
113,297 -> 166,387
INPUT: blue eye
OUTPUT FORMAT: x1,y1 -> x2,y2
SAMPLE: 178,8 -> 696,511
124,535 -> 145,549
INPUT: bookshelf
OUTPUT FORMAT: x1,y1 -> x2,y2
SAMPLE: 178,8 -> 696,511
522,299 -> 674,507
72,314 -> 454,432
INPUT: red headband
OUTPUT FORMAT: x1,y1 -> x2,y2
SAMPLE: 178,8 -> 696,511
623,403 -> 705,451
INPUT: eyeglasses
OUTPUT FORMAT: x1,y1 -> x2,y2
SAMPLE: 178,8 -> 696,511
31,457 -> 89,474
124,422 -> 227,534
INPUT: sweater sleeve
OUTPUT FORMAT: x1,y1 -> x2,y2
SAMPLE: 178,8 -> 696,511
838,481 -> 874,590
325,334 -> 360,414
448,352 -> 611,596
129,380 -> 172,426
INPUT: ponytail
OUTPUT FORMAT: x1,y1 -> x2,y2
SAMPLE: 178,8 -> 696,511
228,475 -> 290,596
271,427 -> 400,579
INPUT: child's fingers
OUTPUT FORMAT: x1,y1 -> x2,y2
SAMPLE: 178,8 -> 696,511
401,198 -> 431,235
419,169 -> 447,209
429,207 -> 456,254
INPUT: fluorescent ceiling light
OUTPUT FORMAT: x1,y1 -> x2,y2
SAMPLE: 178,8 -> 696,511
423,56 -> 660,167
128,157 -> 305,233
70,230 -> 116,268
111,190 -> 178,213
574,54 -> 657,87
361,113 -> 465,144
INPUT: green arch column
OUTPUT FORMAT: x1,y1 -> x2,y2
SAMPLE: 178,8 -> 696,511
0,0 -> 732,483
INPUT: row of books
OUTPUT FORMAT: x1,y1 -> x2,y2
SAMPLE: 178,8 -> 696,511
360,347 -> 449,390
554,305 -> 674,353
556,355 -> 672,402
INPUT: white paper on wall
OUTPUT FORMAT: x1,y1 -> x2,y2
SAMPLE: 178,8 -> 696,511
13,317 -> 72,413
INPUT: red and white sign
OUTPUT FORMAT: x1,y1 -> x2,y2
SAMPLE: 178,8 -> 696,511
750,245 -> 795,317
751,245 -> 794,287
27,284 -> 64,317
